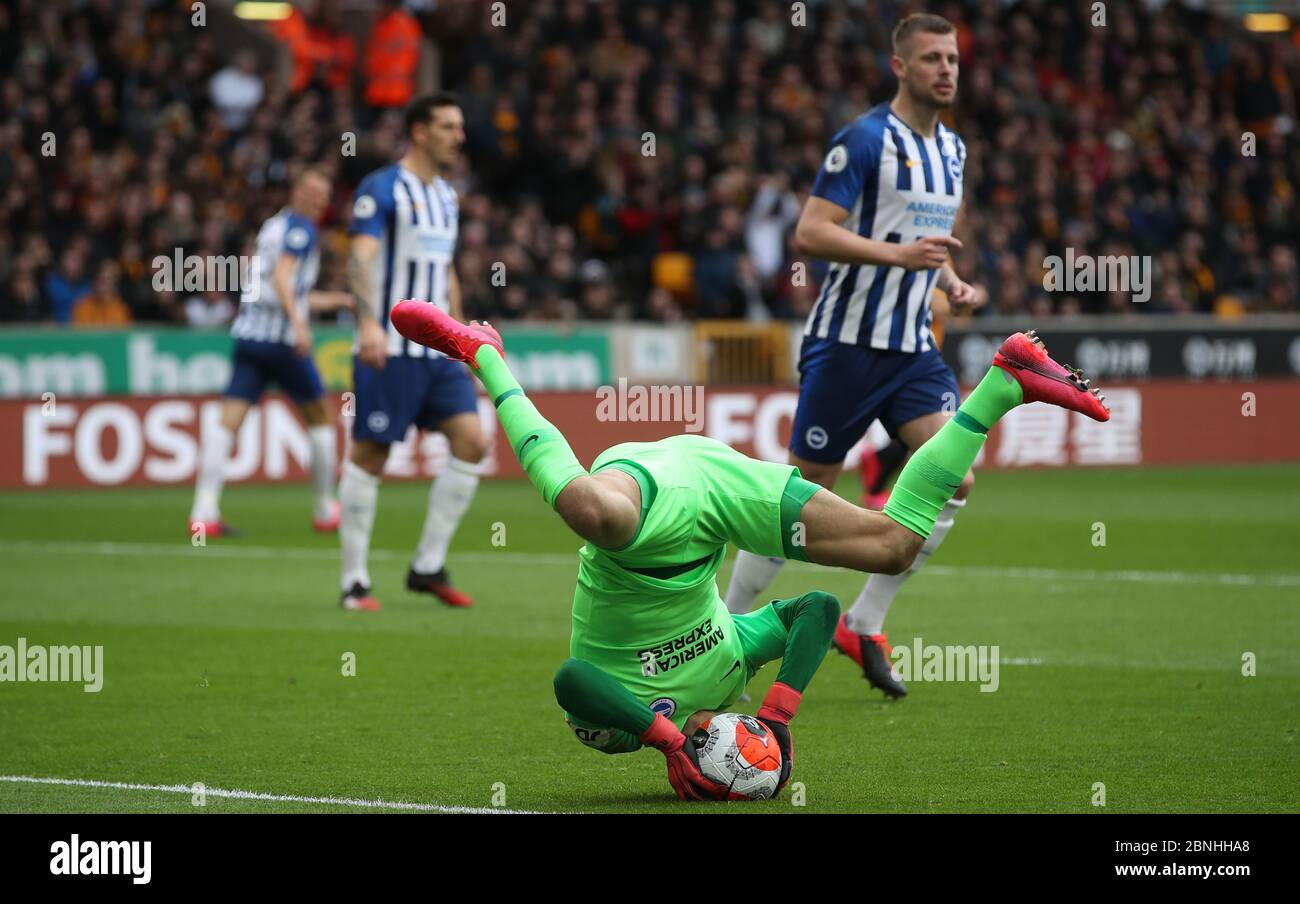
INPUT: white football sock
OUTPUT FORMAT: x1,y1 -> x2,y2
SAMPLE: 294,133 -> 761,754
307,424 -> 337,520
411,456 -> 480,574
724,551 -> 787,615
190,425 -> 232,522
846,496 -> 966,635
339,460 -> 380,591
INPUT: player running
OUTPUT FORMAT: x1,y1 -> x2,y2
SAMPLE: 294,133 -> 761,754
726,13 -> 984,699
338,93 -> 488,612
189,167 -> 353,538
389,299 -> 1108,800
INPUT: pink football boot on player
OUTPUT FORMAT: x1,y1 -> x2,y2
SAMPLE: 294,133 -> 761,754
188,519 -> 241,539
313,500 -> 341,533
389,299 -> 503,366
992,330 -> 1110,422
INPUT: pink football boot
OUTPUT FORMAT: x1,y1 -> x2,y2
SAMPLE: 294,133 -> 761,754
993,329 -> 1110,422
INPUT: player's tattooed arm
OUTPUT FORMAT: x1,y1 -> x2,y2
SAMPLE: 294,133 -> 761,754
348,234 -> 387,368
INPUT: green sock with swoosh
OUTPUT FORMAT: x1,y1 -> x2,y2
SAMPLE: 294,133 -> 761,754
883,366 -> 1022,537
473,345 -> 587,508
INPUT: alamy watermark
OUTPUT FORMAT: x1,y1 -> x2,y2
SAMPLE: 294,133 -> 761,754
889,637 -> 999,692
50,835 -> 150,884
595,379 -> 705,432
151,248 -> 259,296
1043,249 -> 1151,303
0,637 -> 103,692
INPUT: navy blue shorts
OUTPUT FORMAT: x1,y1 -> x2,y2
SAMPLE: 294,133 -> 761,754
226,339 -> 325,405
352,354 -> 479,444
789,338 -> 960,464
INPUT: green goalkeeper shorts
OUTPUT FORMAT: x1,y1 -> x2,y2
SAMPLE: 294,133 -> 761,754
568,435 -> 821,686
561,434 -> 822,753
565,596 -> 805,755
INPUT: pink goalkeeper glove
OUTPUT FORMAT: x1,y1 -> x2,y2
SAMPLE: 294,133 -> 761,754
756,682 -> 800,792
640,713 -> 728,801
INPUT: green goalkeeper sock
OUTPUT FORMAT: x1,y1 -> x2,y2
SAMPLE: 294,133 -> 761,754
883,366 -> 1023,538
957,363 -> 1024,432
770,591 -> 841,693
472,345 -> 587,508
553,658 -> 655,736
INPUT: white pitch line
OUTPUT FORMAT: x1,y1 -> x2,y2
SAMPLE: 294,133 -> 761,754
1,539 -> 1296,589
921,563 -> 1300,588
0,774 -> 551,814
0,538 -> 576,568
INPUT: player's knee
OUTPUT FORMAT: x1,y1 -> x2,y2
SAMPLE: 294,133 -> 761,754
552,658 -> 585,710
300,400 -> 330,427
350,442 -> 388,475
449,433 -> 490,463
800,590 -> 841,627
219,401 -> 249,434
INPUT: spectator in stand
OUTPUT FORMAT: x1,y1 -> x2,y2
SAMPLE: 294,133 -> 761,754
745,173 -> 801,292
1,0 -> 1297,325
693,208 -> 745,319
307,0 -> 357,93
184,288 -> 236,328
268,2 -> 313,93
42,245 -> 91,326
210,51 -> 265,133
364,0 -> 422,113
1264,245 -> 1298,313
578,259 -> 625,320
71,261 -> 132,327
272,0 -> 355,95
645,286 -> 684,322
3,257 -> 44,322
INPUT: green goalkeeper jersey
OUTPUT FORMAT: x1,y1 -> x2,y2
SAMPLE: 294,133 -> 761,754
567,434 -> 819,726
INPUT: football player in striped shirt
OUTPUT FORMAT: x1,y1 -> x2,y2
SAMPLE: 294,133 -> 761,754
726,14 -> 988,698
189,167 -> 353,538
337,93 -> 488,612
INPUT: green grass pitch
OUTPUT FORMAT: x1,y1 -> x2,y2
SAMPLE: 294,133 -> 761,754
1,465 -> 1297,813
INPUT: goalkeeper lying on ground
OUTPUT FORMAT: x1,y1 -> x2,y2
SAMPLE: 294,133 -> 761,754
390,301 -> 1109,801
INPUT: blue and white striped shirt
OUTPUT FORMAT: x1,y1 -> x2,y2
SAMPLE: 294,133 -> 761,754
348,164 -> 459,358
804,103 -> 966,353
231,209 -> 320,345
